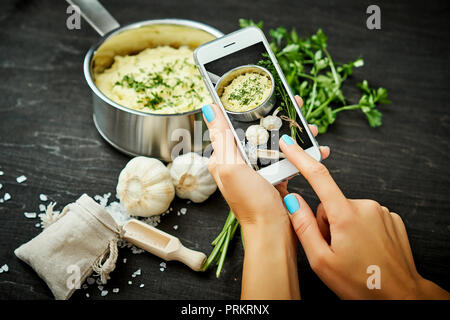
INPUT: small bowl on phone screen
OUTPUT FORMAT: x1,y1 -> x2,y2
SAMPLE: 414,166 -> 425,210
215,65 -> 276,122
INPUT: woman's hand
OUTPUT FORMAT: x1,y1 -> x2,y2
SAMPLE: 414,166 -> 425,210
201,96 -> 328,300
279,134 -> 450,300
203,96 -> 328,228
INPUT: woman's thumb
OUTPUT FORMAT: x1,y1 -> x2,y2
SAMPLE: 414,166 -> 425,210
283,193 -> 330,258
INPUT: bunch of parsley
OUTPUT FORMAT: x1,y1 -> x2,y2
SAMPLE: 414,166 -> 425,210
203,19 -> 391,278
241,19 -> 390,133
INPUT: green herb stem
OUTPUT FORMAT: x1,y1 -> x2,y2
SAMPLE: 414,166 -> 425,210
332,104 -> 361,114
323,48 -> 340,86
211,210 -> 235,245
216,227 -> 231,278
307,95 -> 335,120
305,80 -> 318,119
201,227 -> 228,271
297,72 -> 317,81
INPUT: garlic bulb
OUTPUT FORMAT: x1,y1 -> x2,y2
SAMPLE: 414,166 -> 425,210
169,152 -> 217,203
117,157 -> 175,217
261,115 -> 282,131
246,125 -> 269,146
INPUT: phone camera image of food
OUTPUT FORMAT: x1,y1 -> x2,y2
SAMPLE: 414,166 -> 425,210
204,42 -> 313,170
215,65 -> 275,122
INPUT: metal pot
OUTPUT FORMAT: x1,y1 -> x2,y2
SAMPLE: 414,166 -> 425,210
69,0 -> 223,161
215,65 -> 276,122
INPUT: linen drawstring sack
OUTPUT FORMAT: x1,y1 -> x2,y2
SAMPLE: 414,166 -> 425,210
15,194 -> 122,300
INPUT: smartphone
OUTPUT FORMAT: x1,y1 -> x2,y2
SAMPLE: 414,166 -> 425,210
194,27 -> 321,185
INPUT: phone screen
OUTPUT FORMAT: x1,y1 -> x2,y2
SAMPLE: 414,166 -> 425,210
204,41 -> 313,170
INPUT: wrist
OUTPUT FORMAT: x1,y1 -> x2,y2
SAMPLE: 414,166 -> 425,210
242,216 -> 297,253
413,277 -> 450,300
240,218 -> 300,300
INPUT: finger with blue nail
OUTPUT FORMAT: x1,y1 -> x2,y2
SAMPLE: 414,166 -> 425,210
283,192 -> 324,252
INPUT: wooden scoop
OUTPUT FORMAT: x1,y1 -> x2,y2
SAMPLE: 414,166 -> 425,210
122,219 -> 206,272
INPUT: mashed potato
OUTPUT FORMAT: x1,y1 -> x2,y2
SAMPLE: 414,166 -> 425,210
94,46 -> 212,114
220,72 -> 272,112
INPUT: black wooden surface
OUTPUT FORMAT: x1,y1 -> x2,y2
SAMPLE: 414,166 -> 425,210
0,0 -> 449,300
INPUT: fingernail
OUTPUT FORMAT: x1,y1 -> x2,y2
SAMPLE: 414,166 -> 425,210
312,124 -> 318,130
284,194 -> 300,214
282,134 -> 294,145
202,104 -> 215,122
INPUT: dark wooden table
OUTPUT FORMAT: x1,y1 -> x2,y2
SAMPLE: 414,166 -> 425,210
0,0 -> 448,300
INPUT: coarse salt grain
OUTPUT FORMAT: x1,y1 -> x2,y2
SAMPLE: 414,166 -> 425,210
123,258 -> 127,263
87,277 -> 95,285
1,264 -> 9,272
35,223 -> 41,228
24,212 -> 37,219
98,285 -> 104,291
4,193 -> 11,201
173,225 -> 178,230
140,284 -> 145,288
16,175 -> 27,184
0,171 -> 4,175
112,288 -> 119,293
101,290 -> 108,297
39,204 -> 46,212
180,208 -> 187,215
128,281 -> 132,285
39,194 -> 48,201
82,284 -> 88,290
160,268 -> 165,272
160,262 -> 166,268
94,193 -> 111,208
142,215 -> 161,227
131,246 -> 144,254
86,293 -> 90,298
131,268 -> 142,278
0,183 -> 2,190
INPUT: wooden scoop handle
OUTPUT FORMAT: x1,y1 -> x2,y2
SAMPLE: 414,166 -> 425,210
169,245 -> 206,272
122,219 -> 206,271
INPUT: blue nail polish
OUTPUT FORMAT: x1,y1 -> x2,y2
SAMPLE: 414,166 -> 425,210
282,134 -> 294,145
202,104 -> 215,122
284,194 -> 300,214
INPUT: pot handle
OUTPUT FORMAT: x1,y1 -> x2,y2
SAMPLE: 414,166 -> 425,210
66,0 -> 120,36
